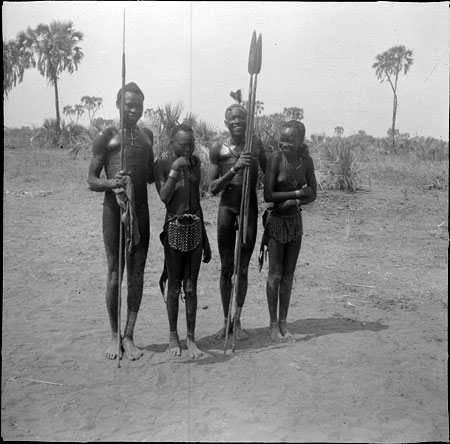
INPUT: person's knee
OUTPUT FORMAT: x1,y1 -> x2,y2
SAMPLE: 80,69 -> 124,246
220,258 -> 234,280
281,272 -> 295,288
167,288 -> 181,303
107,269 -> 120,288
268,269 -> 283,287
184,290 -> 197,312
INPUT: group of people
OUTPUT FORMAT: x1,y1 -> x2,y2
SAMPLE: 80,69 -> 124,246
87,82 -> 317,361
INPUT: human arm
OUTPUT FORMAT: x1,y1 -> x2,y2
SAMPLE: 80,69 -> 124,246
87,128 -> 125,192
209,142 -> 253,196
256,137 -> 267,174
141,128 -> 155,185
199,206 -> 211,263
299,156 -> 317,206
156,155 -> 191,205
263,152 -> 316,205
263,153 -> 298,204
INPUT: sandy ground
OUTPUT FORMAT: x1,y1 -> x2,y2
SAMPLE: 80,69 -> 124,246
2,148 -> 448,442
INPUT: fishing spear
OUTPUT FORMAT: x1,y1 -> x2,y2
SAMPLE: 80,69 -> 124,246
224,31 -> 262,355
117,9 -> 126,368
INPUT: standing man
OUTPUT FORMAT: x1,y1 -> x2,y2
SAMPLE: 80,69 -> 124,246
88,82 -> 154,361
209,103 -> 267,340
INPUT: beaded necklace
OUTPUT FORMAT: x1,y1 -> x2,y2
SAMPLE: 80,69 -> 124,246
283,153 -> 302,188
125,127 -> 139,146
228,138 -> 244,157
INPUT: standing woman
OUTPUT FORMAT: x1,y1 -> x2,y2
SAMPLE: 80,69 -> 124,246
155,124 -> 211,358
261,120 -> 317,342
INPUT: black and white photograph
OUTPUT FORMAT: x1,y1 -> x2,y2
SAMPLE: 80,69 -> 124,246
3,1 -> 448,442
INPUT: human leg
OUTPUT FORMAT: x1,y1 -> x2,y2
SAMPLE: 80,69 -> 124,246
183,243 -> 204,358
232,206 -> 258,340
164,235 -> 184,356
278,236 -> 302,342
122,205 -> 149,360
215,206 -> 237,339
266,237 -> 285,342
102,200 -> 125,359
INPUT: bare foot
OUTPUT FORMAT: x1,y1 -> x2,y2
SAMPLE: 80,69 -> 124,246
122,336 -> 144,360
105,334 -> 123,360
214,321 -> 232,340
233,320 -> 249,340
166,332 -> 181,357
186,334 -> 203,359
279,321 -> 296,342
269,322 -> 284,342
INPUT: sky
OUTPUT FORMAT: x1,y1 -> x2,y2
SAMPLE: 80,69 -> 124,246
3,1 -> 449,139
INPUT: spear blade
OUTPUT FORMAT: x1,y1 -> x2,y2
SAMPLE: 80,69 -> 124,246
247,30 -> 257,75
255,34 -> 262,74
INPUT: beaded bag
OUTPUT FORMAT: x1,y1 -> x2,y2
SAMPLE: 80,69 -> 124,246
167,214 -> 202,252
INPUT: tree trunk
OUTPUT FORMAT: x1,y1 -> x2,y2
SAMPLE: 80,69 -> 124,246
54,78 -> 61,135
391,91 -> 397,149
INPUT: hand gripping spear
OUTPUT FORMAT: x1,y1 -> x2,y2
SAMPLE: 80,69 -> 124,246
224,31 -> 262,355
117,10 -> 126,368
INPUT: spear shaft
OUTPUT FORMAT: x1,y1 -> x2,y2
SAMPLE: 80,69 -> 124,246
242,33 -> 262,243
117,9 -> 126,368
224,31 -> 262,354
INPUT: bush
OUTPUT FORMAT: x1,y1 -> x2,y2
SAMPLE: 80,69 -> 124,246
321,138 -> 361,192
4,126 -> 34,150
411,137 -> 448,162
32,119 -> 62,148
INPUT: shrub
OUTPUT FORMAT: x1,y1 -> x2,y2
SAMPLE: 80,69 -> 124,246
4,126 -> 34,150
321,138 -> 361,192
32,118 -> 62,148
411,137 -> 448,162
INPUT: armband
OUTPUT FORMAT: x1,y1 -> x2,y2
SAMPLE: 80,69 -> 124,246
168,169 -> 179,180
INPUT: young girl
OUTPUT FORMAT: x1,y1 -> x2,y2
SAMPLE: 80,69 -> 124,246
155,124 -> 211,358
261,120 -> 317,342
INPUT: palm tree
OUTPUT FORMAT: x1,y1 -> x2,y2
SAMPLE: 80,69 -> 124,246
17,21 -> 84,133
334,126 -> 344,138
3,39 -> 33,97
373,45 -> 413,148
80,96 -> 103,127
283,107 -> 304,121
194,120 -> 218,146
62,103 -> 85,124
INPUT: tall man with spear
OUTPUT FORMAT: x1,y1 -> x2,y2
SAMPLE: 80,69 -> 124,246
209,32 -> 266,345
87,82 -> 154,361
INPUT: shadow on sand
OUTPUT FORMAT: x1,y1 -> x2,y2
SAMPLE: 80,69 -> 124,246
142,317 -> 388,365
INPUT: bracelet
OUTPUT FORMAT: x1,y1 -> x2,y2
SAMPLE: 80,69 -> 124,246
168,169 -> 179,180
296,199 -> 301,206
295,189 -> 301,198
230,167 -> 237,175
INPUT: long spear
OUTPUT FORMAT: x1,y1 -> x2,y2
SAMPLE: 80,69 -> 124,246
223,31 -> 262,355
117,9 -> 126,368
242,32 -> 262,243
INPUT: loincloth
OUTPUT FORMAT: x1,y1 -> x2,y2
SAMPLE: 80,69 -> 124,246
158,213 -> 203,298
266,209 -> 302,244
258,208 -> 303,270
